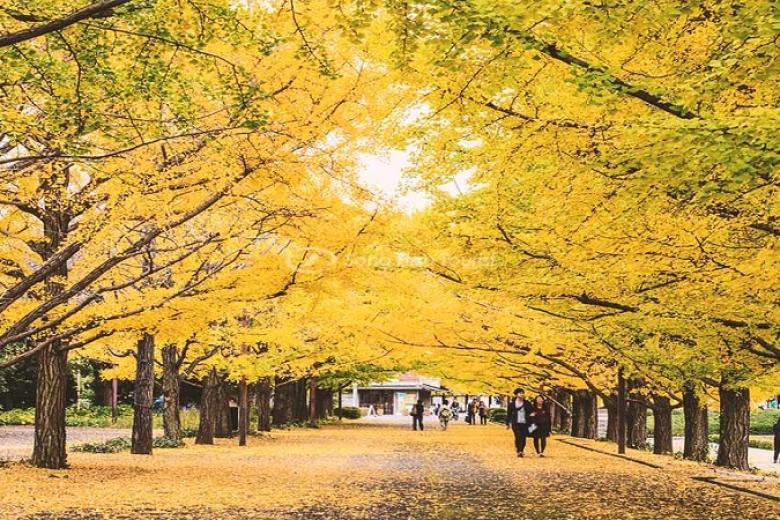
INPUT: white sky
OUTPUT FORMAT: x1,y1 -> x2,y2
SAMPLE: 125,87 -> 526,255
357,150 -> 431,213
357,150 -> 473,213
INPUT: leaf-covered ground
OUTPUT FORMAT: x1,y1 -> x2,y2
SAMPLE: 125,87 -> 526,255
1,422 -> 778,519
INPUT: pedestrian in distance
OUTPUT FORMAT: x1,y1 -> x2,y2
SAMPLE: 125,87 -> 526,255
530,396 -> 551,457
506,388 -> 534,457
451,399 -> 460,421
439,399 -> 453,430
468,398 -> 479,426
478,400 -> 488,425
412,399 -> 425,431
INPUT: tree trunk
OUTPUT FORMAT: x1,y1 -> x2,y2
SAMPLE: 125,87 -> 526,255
617,368 -> 626,454
626,379 -> 647,449
31,341 -> 69,469
683,381 -> 709,461
272,377 -> 294,426
196,368 -> 219,445
238,375 -> 248,446
582,391 -> 597,439
214,376 -> 232,438
556,389 -> 571,433
651,395 -> 673,455
716,384 -> 750,470
309,377 -> 318,427
112,378 -> 118,424
31,214 -> 70,469
549,390 -> 558,429
571,390 -> 596,438
293,378 -> 309,423
571,390 -> 584,438
161,344 -> 181,440
337,384 -> 346,420
255,377 -> 272,432
131,333 -> 154,455
315,387 -> 332,419
605,395 -> 617,442
96,378 -> 113,406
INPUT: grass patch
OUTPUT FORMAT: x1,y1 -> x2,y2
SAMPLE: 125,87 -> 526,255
646,408 -> 780,437
0,406 -> 201,430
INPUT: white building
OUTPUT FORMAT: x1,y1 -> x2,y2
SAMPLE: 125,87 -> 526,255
340,372 -> 503,416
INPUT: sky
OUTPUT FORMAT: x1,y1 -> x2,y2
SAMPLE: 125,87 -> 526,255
357,150 -> 431,213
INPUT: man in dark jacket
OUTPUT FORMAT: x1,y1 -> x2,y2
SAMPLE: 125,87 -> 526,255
412,399 -> 425,431
506,388 -> 534,457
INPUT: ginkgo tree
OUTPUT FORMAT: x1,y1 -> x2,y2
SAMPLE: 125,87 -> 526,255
328,0 -> 780,470
0,0 -> 776,475
0,0 -> 403,468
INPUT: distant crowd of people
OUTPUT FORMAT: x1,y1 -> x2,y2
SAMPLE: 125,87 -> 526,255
408,397 -> 489,432
408,387 -> 552,457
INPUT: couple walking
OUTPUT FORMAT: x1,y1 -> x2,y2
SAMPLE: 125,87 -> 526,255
506,388 -> 551,457
467,398 -> 488,425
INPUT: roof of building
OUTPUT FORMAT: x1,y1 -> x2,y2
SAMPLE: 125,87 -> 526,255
357,382 -> 446,391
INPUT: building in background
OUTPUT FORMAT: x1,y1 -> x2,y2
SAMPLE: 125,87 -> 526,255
340,373 -> 503,416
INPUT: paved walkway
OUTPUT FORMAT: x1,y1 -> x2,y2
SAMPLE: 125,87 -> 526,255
0,425 -> 135,461
1,421 -> 778,519
668,437 -> 778,474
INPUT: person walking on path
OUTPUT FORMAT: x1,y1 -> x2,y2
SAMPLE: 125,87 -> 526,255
506,388 -> 534,457
478,400 -> 488,425
774,417 -> 780,463
468,399 -> 478,426
412,400 -> 425,431
530,396 -> 551,457
439,399 -> 453,430
451,400 -> 461,421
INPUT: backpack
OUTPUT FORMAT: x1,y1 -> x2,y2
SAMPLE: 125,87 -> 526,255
439,407 -> 452,420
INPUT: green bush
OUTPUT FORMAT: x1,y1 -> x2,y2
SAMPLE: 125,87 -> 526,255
181,427 -> 198,438
335,406 -> 361,419
0,404 -> 199,429
646,408 -> 780,437
72,437 -> 131,453
489,408 -> 507,424
0,407 -> 35,425
153,436 -> 186,448
749,409 -> 780,435
72,436 -> 185,453
749,438 -> 773,450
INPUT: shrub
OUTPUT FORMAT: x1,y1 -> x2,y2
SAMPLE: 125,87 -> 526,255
72,437 -> 131,453
748,439 -> 772,450
749,409 -> 780,435
180,427 -> 198,438
334,406 -> 361,419
0,408 -> 35,425
489,408 -> 507,424
72,436 -> 185,453
153,436 -> 185,449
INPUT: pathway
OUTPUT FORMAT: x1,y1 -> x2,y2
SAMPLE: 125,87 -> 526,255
0,421 -> 778,519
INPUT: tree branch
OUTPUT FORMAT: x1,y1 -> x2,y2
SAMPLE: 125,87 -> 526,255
0,0 -> 132,48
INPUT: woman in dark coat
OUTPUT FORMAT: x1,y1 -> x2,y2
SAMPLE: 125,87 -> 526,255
530,396 -> 552,457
